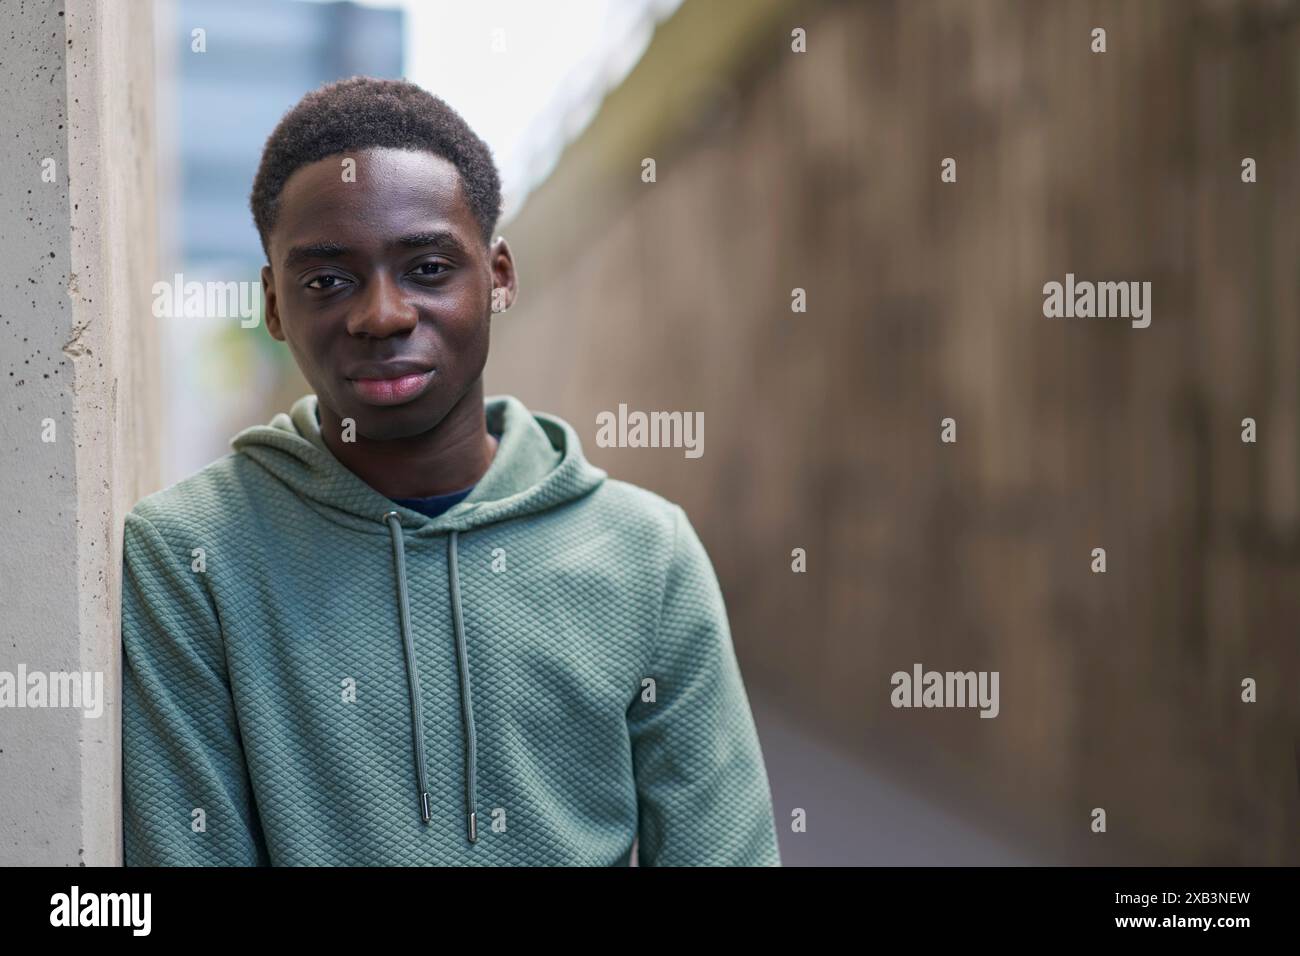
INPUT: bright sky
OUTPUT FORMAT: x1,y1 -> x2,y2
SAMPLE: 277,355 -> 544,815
308,0 -> 683,222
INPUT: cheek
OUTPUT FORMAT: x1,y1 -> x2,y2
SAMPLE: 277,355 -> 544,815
275,309 -> 334,378
275,313 -> 313,358
438,283 -> 492,344
455,276 -> 490,316
441,317 -> 490,376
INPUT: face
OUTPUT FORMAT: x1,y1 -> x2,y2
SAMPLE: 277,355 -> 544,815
262,147 -> 516,440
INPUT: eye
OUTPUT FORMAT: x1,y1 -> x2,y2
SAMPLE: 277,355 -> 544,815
408,261 -> 450,280
305,273 -> 349,291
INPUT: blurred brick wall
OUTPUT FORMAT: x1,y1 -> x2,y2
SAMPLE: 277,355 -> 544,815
485,0 -> 1300,864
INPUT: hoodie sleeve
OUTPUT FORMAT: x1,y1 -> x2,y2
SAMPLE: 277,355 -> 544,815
121,511 -> 270,866
627,505 -> 782,866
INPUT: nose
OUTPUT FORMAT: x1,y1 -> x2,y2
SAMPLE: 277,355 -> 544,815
347,271 -> 418,339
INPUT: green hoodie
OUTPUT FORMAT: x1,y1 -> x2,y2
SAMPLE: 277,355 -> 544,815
121,393 -> 780,866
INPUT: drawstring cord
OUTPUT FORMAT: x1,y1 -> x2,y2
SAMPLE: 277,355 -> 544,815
447,529 -> 479,844
379,515 -> 431,822
384,512 -> 432,824
383,512 -> 479,844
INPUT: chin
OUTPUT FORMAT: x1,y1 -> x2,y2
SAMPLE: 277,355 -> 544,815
352,400 -> 447,442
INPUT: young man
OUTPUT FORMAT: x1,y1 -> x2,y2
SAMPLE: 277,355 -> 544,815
121,76 -> 781,866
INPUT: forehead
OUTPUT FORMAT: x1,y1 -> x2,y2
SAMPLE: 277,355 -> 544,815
271,147 -> 477,256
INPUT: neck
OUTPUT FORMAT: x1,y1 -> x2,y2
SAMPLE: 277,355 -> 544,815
317,380 -> 498,500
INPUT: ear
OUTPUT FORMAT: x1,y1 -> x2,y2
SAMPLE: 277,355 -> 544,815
261,264 -> 285,341
488,236 -> 518,314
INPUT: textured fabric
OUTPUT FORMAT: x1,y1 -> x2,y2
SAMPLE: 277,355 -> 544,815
121,393 -> 780,866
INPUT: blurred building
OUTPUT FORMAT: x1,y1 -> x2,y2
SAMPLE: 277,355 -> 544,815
176,0 -> 403,267
158,0 -> 403,482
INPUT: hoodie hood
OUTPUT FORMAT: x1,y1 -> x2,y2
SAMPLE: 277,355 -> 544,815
231,393 -> 607,535
229,393 -> 606,842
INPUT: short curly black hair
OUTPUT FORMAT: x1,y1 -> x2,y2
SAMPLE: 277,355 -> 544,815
250,76 -> 502,257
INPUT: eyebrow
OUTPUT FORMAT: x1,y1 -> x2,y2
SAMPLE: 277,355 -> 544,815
282,231 -> 470,268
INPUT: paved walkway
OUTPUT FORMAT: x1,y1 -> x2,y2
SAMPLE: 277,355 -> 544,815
748,686 -> 1041,866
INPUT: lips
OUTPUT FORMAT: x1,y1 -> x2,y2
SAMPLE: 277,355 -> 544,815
344,360 -> 436,406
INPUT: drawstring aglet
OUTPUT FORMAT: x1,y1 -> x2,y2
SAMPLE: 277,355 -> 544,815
468,810 -> 478,843
420,792 -> 432,824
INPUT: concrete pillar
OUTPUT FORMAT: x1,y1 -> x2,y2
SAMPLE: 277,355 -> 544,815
0,0 -> 160,866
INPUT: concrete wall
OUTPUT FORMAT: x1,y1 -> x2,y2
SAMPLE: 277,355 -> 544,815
0,0 -> 159,866
487,0 -> 1300,864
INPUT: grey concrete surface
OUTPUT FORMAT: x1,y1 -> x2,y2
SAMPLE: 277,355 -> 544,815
0,0 -> 159,866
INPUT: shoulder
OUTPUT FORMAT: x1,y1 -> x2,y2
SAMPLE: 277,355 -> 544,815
583,477 -> 684,540
575,478 -> 715,578
126,452 -> 270,548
